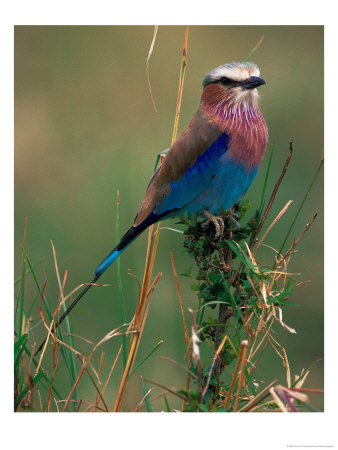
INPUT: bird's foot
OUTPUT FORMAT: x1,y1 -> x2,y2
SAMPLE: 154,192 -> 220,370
202,210 -> 225,239
226,209 -> 241,230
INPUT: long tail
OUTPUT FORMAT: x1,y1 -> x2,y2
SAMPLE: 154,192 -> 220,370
34,224 -> 145,356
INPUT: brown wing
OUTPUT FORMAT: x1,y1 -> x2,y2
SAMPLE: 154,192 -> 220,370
134,107 -> 222,227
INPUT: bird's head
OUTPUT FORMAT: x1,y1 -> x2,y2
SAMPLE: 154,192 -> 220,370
202,62 -> 266,110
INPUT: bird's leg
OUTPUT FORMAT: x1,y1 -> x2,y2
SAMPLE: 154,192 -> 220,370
202,210 -> 225,239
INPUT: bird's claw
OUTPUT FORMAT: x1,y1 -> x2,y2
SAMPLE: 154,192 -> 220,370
226,213 -> 240,230
202,210 -> 225,239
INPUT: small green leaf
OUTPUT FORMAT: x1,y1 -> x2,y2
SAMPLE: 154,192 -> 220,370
141,379 -> 153,412
191,283 -> 200,291
198,404 -> 209,412
14,334 -> 28,369
164,395 -> 171,412
154,147 -> 170,172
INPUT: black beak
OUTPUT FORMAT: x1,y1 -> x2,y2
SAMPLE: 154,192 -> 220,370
241,76 -> 266,90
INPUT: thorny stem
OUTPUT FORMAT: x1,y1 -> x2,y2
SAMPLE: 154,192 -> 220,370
214,229 -> 233,385
250,140 -> 293,248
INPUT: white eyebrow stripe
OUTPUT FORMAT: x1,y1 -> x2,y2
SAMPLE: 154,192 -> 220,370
203,62 -> 260,86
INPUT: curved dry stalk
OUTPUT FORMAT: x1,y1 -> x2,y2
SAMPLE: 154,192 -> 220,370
224,340 -> 248,410
251,141 -> 293,247
146,26 -> 159,112
141,377 -> 189,403
113,25 -> 190,412
160,356 -> 197,379
62,325 -> 128,412
253,200 -> 293,257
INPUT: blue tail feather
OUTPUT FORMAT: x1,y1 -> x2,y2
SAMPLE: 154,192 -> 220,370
35,211 -> 168,356
94,248 -> 122,277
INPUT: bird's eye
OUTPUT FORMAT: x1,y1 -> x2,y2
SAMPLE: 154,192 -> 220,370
219,76 -> 233,85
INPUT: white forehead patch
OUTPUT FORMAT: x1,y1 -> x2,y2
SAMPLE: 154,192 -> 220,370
203,62 -> 260,87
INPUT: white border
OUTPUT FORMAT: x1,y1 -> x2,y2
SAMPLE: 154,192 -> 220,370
3,1 -> 336,449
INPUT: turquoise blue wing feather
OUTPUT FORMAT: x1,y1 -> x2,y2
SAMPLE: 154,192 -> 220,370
156,133 -> 230,215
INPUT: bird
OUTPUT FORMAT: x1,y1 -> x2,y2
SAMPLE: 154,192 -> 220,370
35,61 -> 268,355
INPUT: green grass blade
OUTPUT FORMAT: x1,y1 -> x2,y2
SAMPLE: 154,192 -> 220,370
301,402 -> 320,412
164,395 -> 171,412
50,243 -> 77,406
116,191 -> 127,368
14,334 -> 28,371
26,293 -> 42,320
26,255 -> 53,320
17,333 -> 63,400
14,289 -> 21,329
25,255 -> 74,383
259,144 -> 275,216
15,220 -> 28,395
244,367 -> 258,395
130,340 -> 164,377
16,219 -> 28,340
15,370 -> 45,410
14,268 -> 31,286
278,158 -> 323,256
244,36 -> 264,62
226,240 -> 255,271
141,378 -> 153,412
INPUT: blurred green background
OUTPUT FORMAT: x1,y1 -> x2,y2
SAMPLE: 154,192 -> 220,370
14,26 -> 324,411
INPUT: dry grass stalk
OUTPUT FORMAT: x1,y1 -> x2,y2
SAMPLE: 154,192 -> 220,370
101,345 -> 122,396
268,335 -> 291,387
233,340 -> 249,411
146,25 -> 159,112
202,334 -> 228,401
94,352 -> 105,411
247,400 -> 278,412
290,388 -> 324,394
253,200 -> 293,257
272,384 -> 310,412
134,390 -> 169,412
112,268 -> 161,411
35,277 -> 110,373
160,356 -> 197,379
148,26 -> 189,262
55,398 -> 107,412
141,377 -> 189,403
199,327 -> 236,379
294,369 -> 309,389
37,389 -> 43,412
62,325 -> 127,412
170,251 -> 192,410
172,26 -> 189,137
76,354 -> 109,412
125,271 -> 162,388
224,340 -> 248,410
75,400 -> 83,412
35,264 -> 69,376
46,336 -> 62,412
113,26 -> 190,412
239,379 -> 278,412
269,387 -> 288,412
170,252 -> 192,363
251,141 -> 293,246
113,226 -> 156,411
275,213 -> 318,269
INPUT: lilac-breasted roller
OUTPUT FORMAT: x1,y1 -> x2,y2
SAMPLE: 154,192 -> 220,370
35,61 -> 268,354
